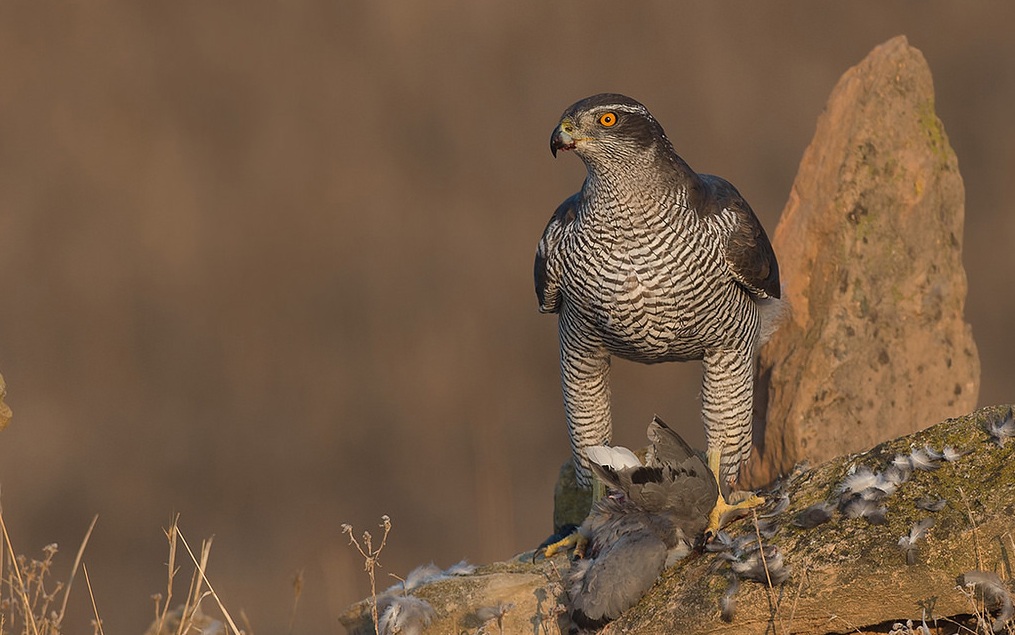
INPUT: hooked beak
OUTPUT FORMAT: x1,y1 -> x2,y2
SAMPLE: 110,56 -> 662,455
550,121 -> 577,157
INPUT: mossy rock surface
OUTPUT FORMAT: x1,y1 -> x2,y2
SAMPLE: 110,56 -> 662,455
341,405 -> 1015,635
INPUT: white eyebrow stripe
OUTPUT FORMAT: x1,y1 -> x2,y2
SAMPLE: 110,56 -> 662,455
598,104 -> 648,115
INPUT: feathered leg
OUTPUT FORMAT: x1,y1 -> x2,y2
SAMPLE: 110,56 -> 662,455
558,316 -> 613,489
701,345 -> 763,534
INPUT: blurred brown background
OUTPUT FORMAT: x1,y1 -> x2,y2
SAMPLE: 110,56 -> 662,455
0,2 -> 1012,633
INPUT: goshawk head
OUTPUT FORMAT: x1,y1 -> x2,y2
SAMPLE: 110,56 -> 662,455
550,93 -> 673,168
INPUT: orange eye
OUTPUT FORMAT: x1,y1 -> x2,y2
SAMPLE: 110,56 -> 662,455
599,112 -> 617,127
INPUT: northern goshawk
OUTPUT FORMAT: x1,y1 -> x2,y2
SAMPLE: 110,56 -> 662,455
535,93 -> 781,529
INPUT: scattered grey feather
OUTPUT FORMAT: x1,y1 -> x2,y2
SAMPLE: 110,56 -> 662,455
719,574 -> 739,622
915,496 -> 947,512
892,454 -> 914,471
755,518 -> 781,539
958,570 -> 1014,633
729,544 -> 791,585
390,563 -> 444,592
986,407 -> 1015,447
842,497 -> 887,524
760,494 -> 790,517
444,560 -> 475,576
881,463 -> 911,487
731,532 -> 764,554
793,502 -> 835,529
838,466 -> 878,494
907,447 -> 941,471
888,619 -> 931,635
378,595 -> 435,635
865,475 -> 898,500
474,602 -> 513,630
706,531 -> 735,553
898,518 -> 934,565
923,445 -> 944,461
909,518 -> 934,541
942,445 -> 967,462
896,538 -> 920,559
865,506 -> 888,525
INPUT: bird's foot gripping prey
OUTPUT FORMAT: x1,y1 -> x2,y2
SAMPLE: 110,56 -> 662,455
535,93 -> 782,529
705,447 -> 765,538
542,530 -> 589,560
552,418 -> 718,632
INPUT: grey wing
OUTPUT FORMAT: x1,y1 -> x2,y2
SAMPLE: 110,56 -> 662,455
535,192 -> 579,313
590,417 -> 717,515
568,528 -> 667,626
646,417 -> 718,515
646,416 -> 696,466
700,174 -> 780,299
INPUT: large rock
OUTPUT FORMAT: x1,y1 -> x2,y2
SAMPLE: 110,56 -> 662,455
341,406 -> 1015,634
606,405 -> 1015,634
743,36 -> 980,487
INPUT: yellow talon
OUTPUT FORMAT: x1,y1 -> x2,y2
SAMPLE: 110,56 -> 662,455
705,448 -> 765,536
543,531 -> 590,559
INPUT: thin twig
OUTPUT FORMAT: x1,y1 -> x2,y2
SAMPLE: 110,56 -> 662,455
58,514 -> 99,624
752,510 -> 779,635
82,562 -> 105,635
938,614 -> 981,635
1001,532 -> 1015,581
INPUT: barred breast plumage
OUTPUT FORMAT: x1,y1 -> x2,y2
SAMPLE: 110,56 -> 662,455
535,93 -> 781,493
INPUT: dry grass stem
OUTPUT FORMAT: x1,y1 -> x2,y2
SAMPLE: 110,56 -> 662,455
176,527 -> 243,635
146,515 -> 245,635
81,563 -> 103,635
57,515 -> 98,625
1002,532 -> 1015,581
3,504 -> 244,635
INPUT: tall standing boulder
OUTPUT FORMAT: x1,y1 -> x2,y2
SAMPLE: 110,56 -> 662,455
744,36 -> 980,486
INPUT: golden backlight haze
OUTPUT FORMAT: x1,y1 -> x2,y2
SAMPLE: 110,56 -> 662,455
0,3 -> 1012,633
